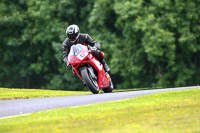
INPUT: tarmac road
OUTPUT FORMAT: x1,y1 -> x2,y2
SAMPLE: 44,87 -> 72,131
0,86 -> 199,118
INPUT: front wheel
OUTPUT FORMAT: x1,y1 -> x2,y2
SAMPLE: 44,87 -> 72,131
81,67 -> 99,94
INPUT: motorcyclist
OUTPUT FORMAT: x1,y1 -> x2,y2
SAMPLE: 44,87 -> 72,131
62,24 -> 110,72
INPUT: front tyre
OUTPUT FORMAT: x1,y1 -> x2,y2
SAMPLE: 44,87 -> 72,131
81,67 -> 99,94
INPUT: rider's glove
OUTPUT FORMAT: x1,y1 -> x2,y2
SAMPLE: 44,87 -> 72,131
90,46 -> 97,52
63,58 -> 70,66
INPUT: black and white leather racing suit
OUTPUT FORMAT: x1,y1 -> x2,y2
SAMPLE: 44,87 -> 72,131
62,33 -> 110,72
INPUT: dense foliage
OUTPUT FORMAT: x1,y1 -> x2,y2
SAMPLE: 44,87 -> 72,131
0,0 -> 200,90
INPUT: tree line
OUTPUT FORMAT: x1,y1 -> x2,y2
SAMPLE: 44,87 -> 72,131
0,0 -> 200,90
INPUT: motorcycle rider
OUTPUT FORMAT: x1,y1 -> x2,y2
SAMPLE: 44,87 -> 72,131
62,24 -> 110,72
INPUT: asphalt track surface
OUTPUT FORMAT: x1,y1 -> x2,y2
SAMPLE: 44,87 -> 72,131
0,86 -> 199,119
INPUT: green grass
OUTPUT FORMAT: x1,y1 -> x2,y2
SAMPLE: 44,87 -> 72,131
0,87 -> 152,100
0,88 -> 91,100
0,88 -> 199,133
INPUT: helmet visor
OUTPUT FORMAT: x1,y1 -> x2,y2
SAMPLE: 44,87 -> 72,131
67,33 -> 78,41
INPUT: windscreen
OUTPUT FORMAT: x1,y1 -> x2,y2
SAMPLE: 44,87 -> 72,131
69,44 -> 84,56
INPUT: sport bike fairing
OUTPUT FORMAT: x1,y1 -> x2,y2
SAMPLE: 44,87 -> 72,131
68,44 -> 88,64
67,44 -> 109,89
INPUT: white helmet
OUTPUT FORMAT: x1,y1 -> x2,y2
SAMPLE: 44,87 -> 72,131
66,24 -> 80,42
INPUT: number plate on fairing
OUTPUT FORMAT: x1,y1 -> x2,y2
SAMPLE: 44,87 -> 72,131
77,53 -> 87,60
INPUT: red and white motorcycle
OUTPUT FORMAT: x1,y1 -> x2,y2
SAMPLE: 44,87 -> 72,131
68,44 -> 114,94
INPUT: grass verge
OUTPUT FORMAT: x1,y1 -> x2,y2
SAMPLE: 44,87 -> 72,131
0,88 -> 91,100
0,87 -> 152,100
0,88 -> 199,133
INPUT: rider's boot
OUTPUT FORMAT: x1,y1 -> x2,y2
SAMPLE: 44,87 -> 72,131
102,59 -> 110,72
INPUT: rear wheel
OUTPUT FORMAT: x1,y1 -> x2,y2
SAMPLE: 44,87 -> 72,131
81,67 -> 99,94
103,74 -> 114,93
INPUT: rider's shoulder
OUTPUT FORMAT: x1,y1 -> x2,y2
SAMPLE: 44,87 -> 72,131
79,33 -> 91,39
63,38 -> 70,46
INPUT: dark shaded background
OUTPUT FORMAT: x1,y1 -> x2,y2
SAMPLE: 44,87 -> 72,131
0,0 -> 200,90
